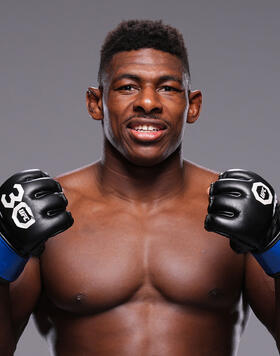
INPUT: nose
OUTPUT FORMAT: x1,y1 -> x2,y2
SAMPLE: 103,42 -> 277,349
133,87 -> 163,114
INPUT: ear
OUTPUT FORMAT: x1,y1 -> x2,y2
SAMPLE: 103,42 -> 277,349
86,87 -> 103,120
187,90 -> 202,124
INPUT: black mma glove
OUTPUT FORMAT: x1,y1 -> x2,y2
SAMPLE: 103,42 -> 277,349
205,169 -> 280,277
0,169 -> 73,281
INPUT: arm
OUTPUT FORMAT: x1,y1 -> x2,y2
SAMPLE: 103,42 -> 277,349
244,254 -> 277,338
0,257 -> 41,355
205,169 -> 280,348
275,279 -> 280,349
244,253 -> 280,351
0,284 -> 15,355
0,169 -> 73,353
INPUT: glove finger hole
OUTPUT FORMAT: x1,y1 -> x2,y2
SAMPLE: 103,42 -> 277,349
207,195 -> 239,217
46,211 -> 74,237
25,178 -> 62,198
36,193 -> 68,217
210,180 -> 247,197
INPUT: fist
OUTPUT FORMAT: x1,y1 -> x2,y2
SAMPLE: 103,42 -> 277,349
0,169 -> 73,257
204,169 -> 279,254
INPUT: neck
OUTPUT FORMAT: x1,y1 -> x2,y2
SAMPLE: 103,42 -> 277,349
96,141 -> 185,203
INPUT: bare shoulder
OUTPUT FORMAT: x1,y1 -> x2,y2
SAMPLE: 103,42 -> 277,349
184,160 -> 219,194
55,162 -> 100,204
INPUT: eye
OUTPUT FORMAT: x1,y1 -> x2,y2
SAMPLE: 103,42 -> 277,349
119,85 -> 132,90
116,85 -> 136,92
159,86 -> 182,92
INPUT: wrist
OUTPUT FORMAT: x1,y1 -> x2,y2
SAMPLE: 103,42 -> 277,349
253,231 -> 280,277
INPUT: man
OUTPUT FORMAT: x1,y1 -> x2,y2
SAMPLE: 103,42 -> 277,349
0,20 -> 280,355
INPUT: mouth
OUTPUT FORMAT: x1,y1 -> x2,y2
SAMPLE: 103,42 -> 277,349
127,118 -> 167,143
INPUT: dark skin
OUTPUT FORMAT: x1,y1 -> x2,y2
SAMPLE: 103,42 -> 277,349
0,48 -> 279,355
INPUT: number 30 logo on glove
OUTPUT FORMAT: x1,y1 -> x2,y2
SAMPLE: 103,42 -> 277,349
1,184 -> 36,229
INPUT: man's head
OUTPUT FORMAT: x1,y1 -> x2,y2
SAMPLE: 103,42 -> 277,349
87,20 -> 201,167
98,20 -> 191,90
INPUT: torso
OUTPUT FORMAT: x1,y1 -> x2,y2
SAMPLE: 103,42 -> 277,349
33,161 -> 249,356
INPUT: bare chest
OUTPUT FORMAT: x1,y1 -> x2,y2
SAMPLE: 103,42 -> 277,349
40,202 -> 244,314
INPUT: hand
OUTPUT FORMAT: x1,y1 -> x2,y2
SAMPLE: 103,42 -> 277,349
0,169 -> 73,281
204,169 -> 280,276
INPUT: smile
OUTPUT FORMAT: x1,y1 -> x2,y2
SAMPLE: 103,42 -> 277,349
126,118 -> 168,142
127,124 -> 167,142
133,125 -> 161,132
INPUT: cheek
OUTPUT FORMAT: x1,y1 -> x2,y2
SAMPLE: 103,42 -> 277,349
103,100 -> 131,144
108,91 -> 133,109
167,104 -> 187,131
102,109 -> 118,146
107,96 -> 131,125
165,95 -> 188,118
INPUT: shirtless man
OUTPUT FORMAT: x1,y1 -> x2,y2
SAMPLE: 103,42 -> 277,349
0,20 -> 280,355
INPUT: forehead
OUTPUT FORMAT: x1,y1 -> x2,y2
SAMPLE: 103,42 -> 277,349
106,48 -> 184,81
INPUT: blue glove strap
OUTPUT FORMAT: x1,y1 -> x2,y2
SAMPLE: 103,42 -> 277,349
0,234 -> 28,282
253,238 -> 280,277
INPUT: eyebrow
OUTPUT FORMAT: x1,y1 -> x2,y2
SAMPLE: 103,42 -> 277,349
157,75 -> 183,85
113,74 -> 140,83
113,74 -> 183,86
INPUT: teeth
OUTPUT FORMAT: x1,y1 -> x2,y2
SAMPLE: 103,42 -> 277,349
134,125 -> 160,131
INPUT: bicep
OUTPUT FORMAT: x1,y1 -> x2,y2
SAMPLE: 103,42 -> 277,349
244,253 -> 276,336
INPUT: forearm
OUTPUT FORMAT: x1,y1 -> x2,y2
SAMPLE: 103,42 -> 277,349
274,279 -> 280,350
0,284 -> 16,355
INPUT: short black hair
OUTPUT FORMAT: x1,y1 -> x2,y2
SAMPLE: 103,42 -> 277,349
98,20 -> 190,87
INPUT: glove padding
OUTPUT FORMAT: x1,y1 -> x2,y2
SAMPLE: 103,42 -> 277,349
0,169 -> 73,257
204,169 -> 279,254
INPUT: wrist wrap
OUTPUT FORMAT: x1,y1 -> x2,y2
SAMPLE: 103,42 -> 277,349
253,234 -> 280,277
0,233 -> 28,282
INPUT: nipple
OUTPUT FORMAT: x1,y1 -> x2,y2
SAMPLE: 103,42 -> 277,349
75,293 -> 85,303
208,288 -> 224,298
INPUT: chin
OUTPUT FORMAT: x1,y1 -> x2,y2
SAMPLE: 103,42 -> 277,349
126,152 -> 168,167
